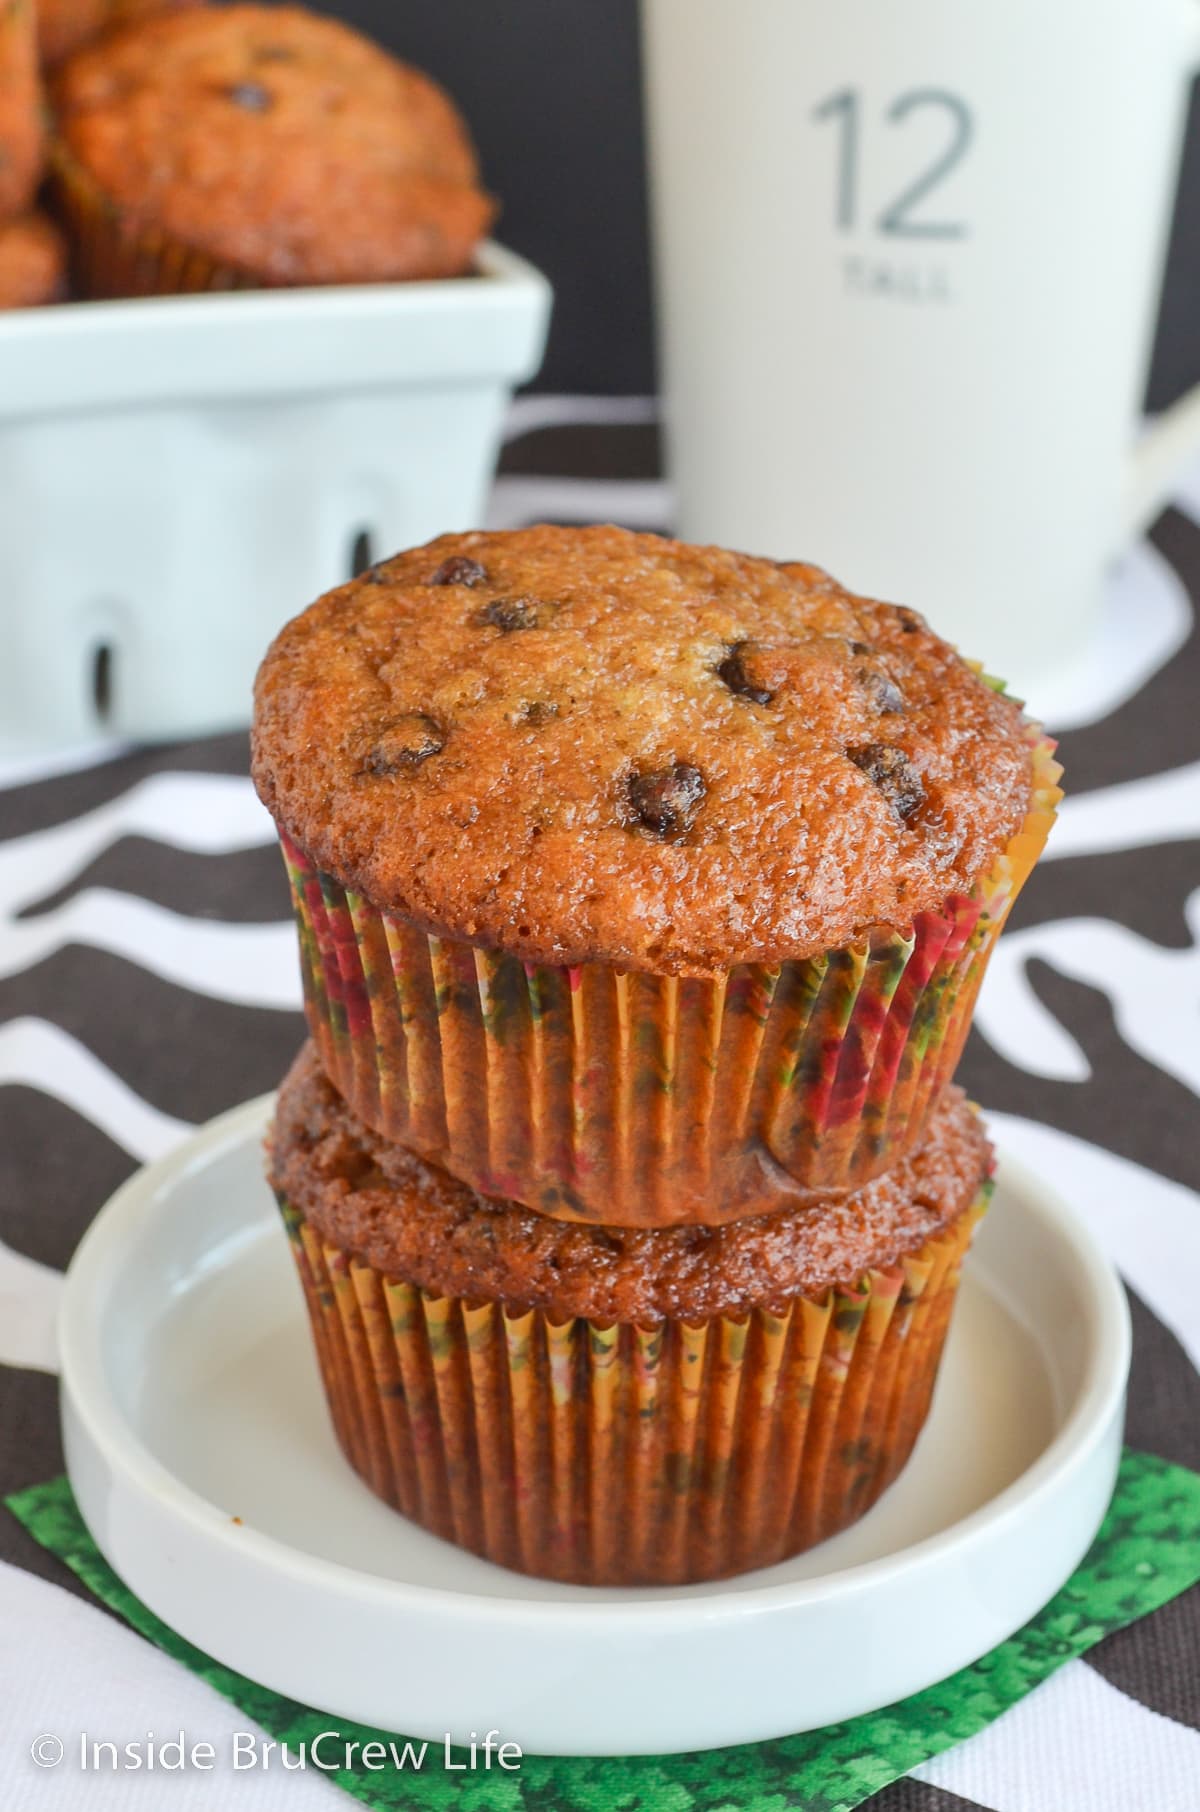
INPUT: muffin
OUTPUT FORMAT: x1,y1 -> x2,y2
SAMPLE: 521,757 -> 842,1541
270,1043 -> 992,1586
253,525 -> 1060,1227
0,0 -> 42,220
0,213 -> 67,306
50,4 -> 496,298
36,0 -> 203,70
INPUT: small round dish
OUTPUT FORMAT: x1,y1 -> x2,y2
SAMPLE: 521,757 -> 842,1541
59,1096 -> 1129,1757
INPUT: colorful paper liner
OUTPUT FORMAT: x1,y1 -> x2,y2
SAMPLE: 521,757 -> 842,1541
50,141 -> 260,299
278,1188 -> 987,1587
279,725 -> 1060,1226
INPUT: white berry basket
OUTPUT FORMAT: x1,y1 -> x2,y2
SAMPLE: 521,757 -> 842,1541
0,241 -> 551,744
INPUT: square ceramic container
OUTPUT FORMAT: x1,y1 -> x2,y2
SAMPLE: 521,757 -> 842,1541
0,242 -> 551,743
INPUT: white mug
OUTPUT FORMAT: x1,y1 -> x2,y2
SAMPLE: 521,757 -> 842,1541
641,0 -> 1200,698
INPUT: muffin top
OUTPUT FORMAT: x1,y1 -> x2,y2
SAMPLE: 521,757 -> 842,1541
0,214 -> 68,309
270,1043 -> 990,1323
255,526 -> 1036,972
37,0 -> 111,69
52,4 -> 494,284
38,0 -> 204,71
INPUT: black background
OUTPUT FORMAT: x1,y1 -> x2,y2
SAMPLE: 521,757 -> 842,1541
329,0 -> 1200,405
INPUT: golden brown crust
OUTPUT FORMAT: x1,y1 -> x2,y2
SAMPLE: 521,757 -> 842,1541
253,525 -> 1035,972
0,213 -> 67,306
37,0 -> 203,69
36,0 -> 108,68
0,0 -> 42,218
51,4 -> 494,285
268,1042 -> 992,1323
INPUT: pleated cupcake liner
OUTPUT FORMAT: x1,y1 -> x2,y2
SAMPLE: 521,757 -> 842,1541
278,1188 -> 988,1587
278,725 -> 1059,1226
49,141 -> 259,299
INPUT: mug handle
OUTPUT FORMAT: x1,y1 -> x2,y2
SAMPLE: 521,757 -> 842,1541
1123,5 -> 1200,537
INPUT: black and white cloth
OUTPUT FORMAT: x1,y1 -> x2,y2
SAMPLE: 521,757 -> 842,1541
1,404 -> 1198,1810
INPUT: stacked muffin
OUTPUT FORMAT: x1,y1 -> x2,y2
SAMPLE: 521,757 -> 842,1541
252,525 -> 1060,1586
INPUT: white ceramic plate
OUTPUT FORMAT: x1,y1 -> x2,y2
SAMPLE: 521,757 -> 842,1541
60,1097 -> 1130,1756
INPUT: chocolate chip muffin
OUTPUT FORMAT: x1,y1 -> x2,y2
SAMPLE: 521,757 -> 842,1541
270,1041 -> 992,1584
254,525 -> 1060,1227
0,212 -> 68,306
255,527 -> 1036,969
36,0 -> 203,70
50,3 -> 496,296
0,0 -> 42,220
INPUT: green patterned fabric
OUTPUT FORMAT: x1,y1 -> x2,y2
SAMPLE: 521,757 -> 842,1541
8,1448 -> 1200,1812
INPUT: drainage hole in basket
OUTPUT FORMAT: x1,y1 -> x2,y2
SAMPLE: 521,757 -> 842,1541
91,642 -> 114,725
349,528 -> 375,579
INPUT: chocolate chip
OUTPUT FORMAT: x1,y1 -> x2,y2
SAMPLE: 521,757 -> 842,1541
857,667 -> 905,714
479,595 -> 539,632
428,555 -> 488,587
895,607 -> 923,634
363,714 -> 444,774
849,640 -> 871,657
847,743 -> 925,820
626,762 -> 707,838
521,701 -> 559,726
225,81 -> 272,110
716,641 -> 773,706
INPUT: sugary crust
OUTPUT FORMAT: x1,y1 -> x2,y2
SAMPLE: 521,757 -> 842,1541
268,1043 -> 992,1323
253,525 -> 1035,972
0,213 -> 67,307
51,4 -> 494,284
0,0 -> 42,218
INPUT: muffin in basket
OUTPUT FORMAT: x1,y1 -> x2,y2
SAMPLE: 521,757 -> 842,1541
36,0 -> 203,70
50,3 -> 496,296
252,524 -> 1060,1227
269,1043 -> 993,1587
0,213 -> 67,307
0,0 -> 42,219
